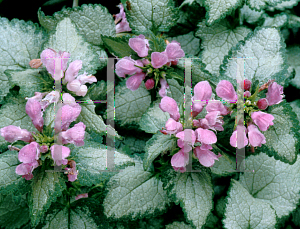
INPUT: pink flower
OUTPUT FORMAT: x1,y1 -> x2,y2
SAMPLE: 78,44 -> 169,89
195,128 -> 217,145
265,82 -> 284,106
129,35 -> 150,57
40,48 -> 70,79
159,96 -> 180,121
163,118 -> 183,135
116,18 -> 132,33
25,99 -> 44,132
257,98 -> 269,110
26,92 -> 48,101
64,60 -> 82,83
142,59 -> 150,65
115,4 -> 132,33
251,111 -> 274,131
159,78 -> 169,97
115,57 -> 143,78
151,52 -> 168,69
171,148 -> 189,172
18,142 -> 40,163
76,72 -> 97,85
192,81 -> 212,117
145,78 -> 155,90
206,100 -> 230,116
60,104 -> 81,131
75,193 -> 88,200
247,124 -> 266,147
0,125 -> 33,143
230,125 -> 248,148
67,79 -> 81,92
76,85 -> 88,97
65,160 -> 78,182
126,73 -> 146,91
15,160 -> 39,180
216,80 -> 237,101
60,122 -> 86,146
202,111 -> 224,131
165,41 -> 185,61
62,93 -> 76,105
176,129 -> 196,150
40,91 -> 60,111
194,144 -> 221,167
50,145 -> 70,166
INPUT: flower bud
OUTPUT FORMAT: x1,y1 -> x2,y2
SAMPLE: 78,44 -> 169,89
40,145 -> 49,153
29,59 -> 43,69
257,98 -> 269,110
244,91 -> 251,98
145,78 -> 155,90
75,193 -> 88,200
76,85 -> 88,96
244,79 -> 251,91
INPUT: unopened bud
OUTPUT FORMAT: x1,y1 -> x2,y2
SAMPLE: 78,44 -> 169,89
244,91 -> 251,98
160,71 -> 166,78
29,59 -> 43,69
145,78 -> 155,90
245,100 -> 251,105
244,79 -> 251,91
257,98 -> 269,110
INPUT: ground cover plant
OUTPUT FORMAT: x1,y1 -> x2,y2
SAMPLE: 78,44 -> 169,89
1,0 -> 300,228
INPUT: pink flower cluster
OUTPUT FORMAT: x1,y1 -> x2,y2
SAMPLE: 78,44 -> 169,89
40,48 -> 97,97
114,4 -> 132,34
159,81 -> 227,172
215,80 -> 284,148
115,35 -> 185,94
0,93 -> 85,181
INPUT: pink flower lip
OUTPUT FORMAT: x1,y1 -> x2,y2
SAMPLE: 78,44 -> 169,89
251,111 -> 274,131
216,80 -> 237,101
129,35 -> 150,57
126,73 -> 146,91
247,124 -> 266,147
18,142 -> 41,163
159,96 -> 180,121
151,52 -> 168,69
50,145 -> 71,166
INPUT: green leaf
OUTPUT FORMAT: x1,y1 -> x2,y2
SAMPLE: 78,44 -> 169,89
148,33 -> 167,53
220,27 -> 289,87
139,101 -> 170,134
292,205 -> 300,227
204,0 -> 244,26
126,0 -> 179,33
286,45 -> 300,89
260,101 -> 300,164
239,4 -> 264,24
44,103 -> 55,129
164,169 -> 213,229
195,20 -> 251,76
101,35 -> 139,59
44,17 -> 100,75
290,100 -> 300,125
0,17 -> 47,103
38,4 -> 115,45
167,31 -> 200,56
76,97 -> 121,139
0,94 -> 36,152
0,193 -> 30,229
165,221 -> 194,229
29,170 -> 67,226
117,136 -> 147,153
72,140 -> 135,186
143,133 -> 177,171
262,13 -> 288,28
246,0 -> 289,10
223,179 -> 277,229
210,153 -> 236,176
91,44 -> 108,70
86,80 -> 107,101
42,205 -> 98,229
111,83 -> 151,126
239,152 -> 300,219
103,163 -> 170,220
166,78 -> 184,103
5,69 -> 52,98
0,150 -> 30,196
